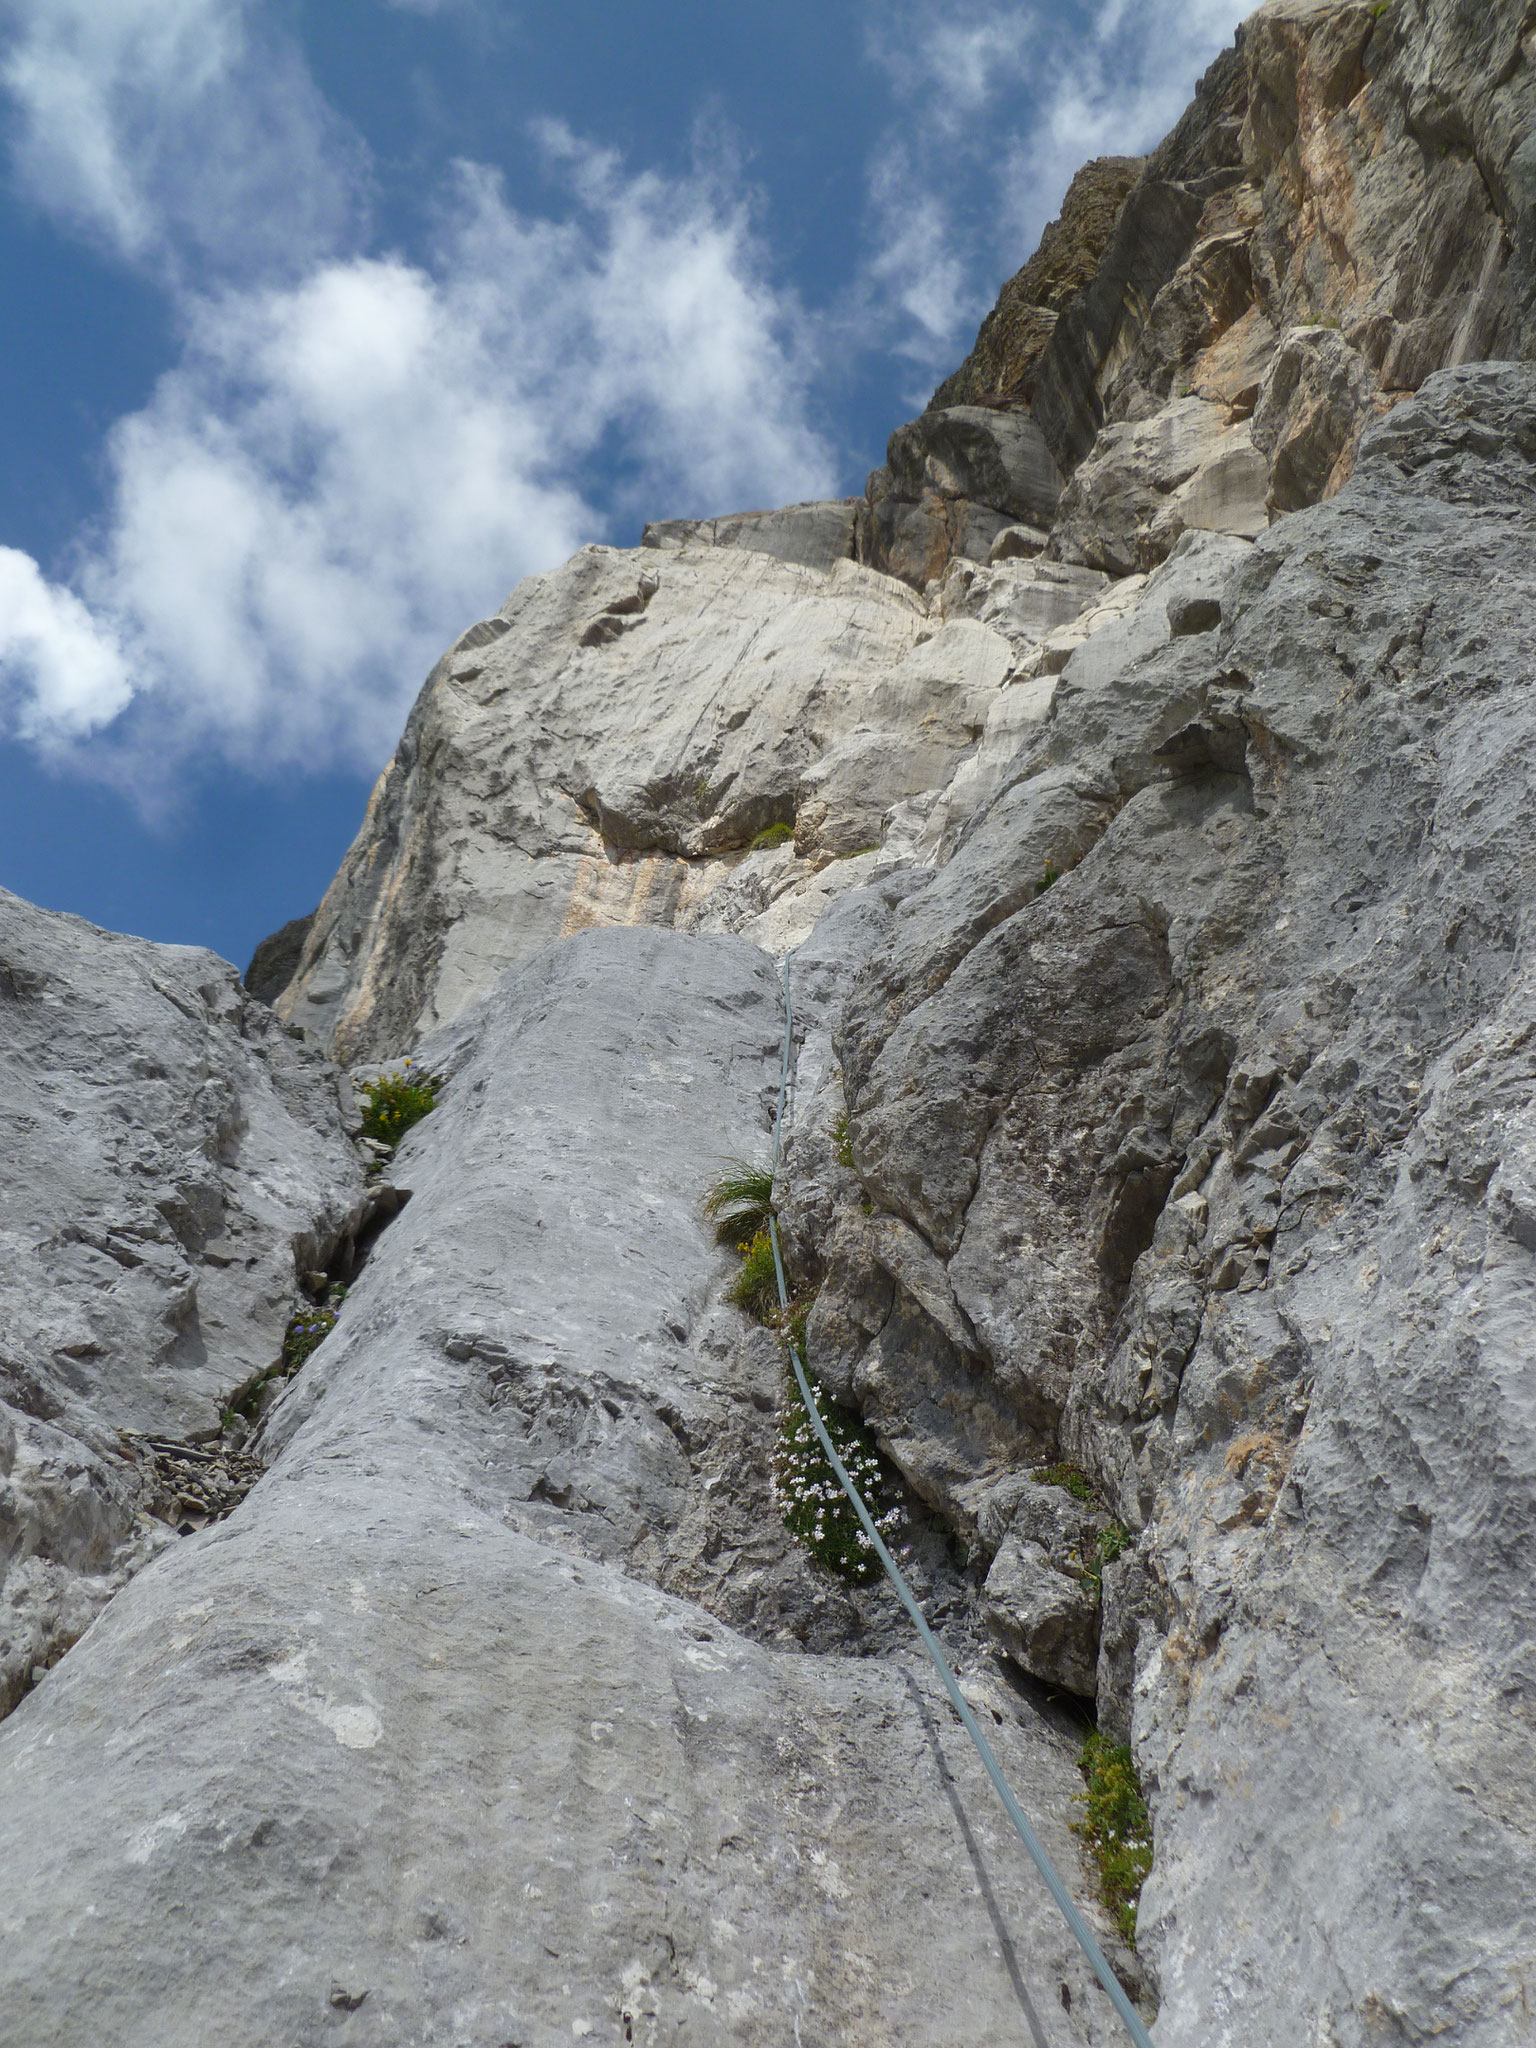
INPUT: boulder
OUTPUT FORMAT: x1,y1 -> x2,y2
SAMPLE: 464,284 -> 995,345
984,1533 -> 1102,1697
883,407 -> 1064,528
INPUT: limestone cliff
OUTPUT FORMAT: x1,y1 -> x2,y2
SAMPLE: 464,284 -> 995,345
4,4 -> 1536,2046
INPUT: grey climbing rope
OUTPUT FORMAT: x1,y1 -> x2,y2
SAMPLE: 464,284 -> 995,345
767,954 -> 1157,2048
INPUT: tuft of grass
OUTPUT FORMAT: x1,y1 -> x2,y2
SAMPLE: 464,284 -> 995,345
727,1228 -> 782,1322
830,1112 -> 855,1170
749,820 -> 795,852
1036,858 -> 1062,895
1080,1522 -> 1134,1600
703,1160 -> 775,1249
773,1374 -> 900,1582
360,1063 -> 439,1145
1036,1460 -> 1096,1504
1074,1734 -> 1154,1947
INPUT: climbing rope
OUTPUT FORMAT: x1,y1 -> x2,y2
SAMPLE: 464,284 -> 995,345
767,954 -> 1157,2048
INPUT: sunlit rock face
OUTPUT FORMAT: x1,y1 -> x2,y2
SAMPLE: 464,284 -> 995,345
867,0 -> 1536,588
6,6 -> 1536,2047
0,928 -> 1111,2048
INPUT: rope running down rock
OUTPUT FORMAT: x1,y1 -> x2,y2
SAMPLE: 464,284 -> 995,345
767,953 -> 1157,2048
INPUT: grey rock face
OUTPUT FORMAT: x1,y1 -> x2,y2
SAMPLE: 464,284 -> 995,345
243,908 -> 316,1004
277,543 -> 958,1060
799,361 -> 1536,2045
860,407 -> 1064,589
1049,396 -> 1255,572
0,888 -> 365,1718
10,13 -> 1535,2046
0,928 -> 1117,2048
899,0 -> 1536,589
273,539 -> 1117,1063
641,498 -> 858,573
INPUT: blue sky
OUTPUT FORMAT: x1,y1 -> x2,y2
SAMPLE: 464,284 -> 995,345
0,0 -> 1249,973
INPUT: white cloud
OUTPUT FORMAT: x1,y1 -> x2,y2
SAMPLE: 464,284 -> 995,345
868,2 -> 1037,129
863,150 -> 989,374
0,0 -> 367,277
2,135 -> 835,784
0,549 -> 131,738
0,0 -> 1256,792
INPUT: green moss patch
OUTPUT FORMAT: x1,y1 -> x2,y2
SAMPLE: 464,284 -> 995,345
1035,1460 -> 1096,1504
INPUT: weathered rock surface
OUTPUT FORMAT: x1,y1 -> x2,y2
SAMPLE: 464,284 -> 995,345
274,537 -> 1133,1062
931,156 -> 1146,411
861,0 -> 1536,593
13,7 -> 1536,2045
800,362 -> 1536,2044
641,498 -> 859,573
860,406 -> 1065,587
276,544 -> 930,1058
0,888 -> 366,1719
0,928 -> 1115,2048
243,908 -> 316,1005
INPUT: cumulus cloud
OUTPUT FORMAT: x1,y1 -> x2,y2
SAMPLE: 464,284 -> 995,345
1,132 -> 834,782
0,0 -> 367,278
0,550 -> 131,739
867,1 -> 1037,130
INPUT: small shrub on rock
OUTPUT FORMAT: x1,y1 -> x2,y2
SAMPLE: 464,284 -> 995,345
1080,1522 -> 1134,1599
282,1305 -> 337,1373
727,1228 -> 781,1321
1074,1733 -> 1153,1947
773,1376 -> 899,1583
359,1064 -> 439,1145
1036,1460 -> 1096,1504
